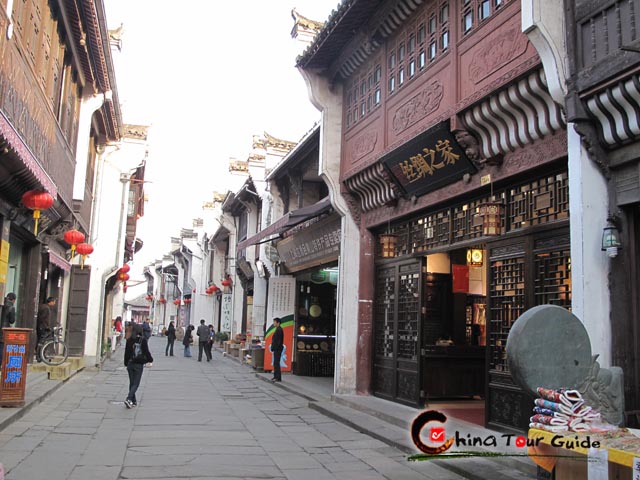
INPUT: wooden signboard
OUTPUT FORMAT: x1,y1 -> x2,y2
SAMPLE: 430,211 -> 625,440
381,120 -> 476,198
0,328 -> 32,407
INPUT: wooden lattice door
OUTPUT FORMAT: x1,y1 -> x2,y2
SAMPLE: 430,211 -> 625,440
372,258 -> 423,406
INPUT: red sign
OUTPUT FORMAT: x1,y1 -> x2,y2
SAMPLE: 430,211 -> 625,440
0,328 -> 32,407
452,265 -> 469,293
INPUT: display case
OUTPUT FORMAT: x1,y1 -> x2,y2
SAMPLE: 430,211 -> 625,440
294,277 -> 336,376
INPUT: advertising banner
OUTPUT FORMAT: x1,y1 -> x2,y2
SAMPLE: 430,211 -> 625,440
264,276 -> 295,373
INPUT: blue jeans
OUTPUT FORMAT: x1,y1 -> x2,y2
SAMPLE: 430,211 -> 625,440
184,345 -> 191,357
126,363 -> 144,404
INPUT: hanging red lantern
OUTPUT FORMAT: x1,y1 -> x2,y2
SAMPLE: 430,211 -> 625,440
184,298 -> 191,304
22,190 -> 54,236
173,299 -> 181,306
221,278 -> 231,287
63,229 -> 85,258
76,243 -> 94,269
158,297 -> 166,304
117,272 -> 130,282
119,264 -> 130,274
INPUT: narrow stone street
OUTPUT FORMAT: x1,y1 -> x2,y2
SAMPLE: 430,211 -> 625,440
0,337 -> 465,480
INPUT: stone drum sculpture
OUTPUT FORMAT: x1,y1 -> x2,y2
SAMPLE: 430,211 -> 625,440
507,304 -> 624,426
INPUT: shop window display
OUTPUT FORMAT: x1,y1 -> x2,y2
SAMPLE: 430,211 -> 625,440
294,269 -> 337,376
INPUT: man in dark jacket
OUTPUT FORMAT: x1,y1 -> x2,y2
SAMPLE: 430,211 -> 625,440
165,321 -> 176,356
123,323 -> 153,408
0,292 -> 17,353
196,319 -> 211,362
36,297 -> 56,347
270,317 -> 284,383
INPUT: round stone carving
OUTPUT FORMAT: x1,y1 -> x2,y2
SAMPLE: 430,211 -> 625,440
507,305 -> 592,396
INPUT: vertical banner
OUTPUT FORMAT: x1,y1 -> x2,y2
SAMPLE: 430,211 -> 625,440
221,293 -> 232,333
0,328 -> 31,407
264,276 -> 295,373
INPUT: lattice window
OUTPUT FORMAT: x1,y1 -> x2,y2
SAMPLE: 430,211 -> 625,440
534,249 -> 571,308
410,209 -> 450,252
452,194 -> 501,243
507,172 -> 569,231
387,1 -> 449,97
344,58 -> 382,130
374,269 -> 396,358
461,0 -> 511,35
397,270 -> 420,360
489,256 -> 525,371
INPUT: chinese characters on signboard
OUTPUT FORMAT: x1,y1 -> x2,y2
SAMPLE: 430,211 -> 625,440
221,293 -> 232,333
0,328 -> 30,407
276,215 -> 341,273
381,121 -> 476,198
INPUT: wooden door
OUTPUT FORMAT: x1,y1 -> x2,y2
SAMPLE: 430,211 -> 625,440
372,258 -> 423,407
67,265 -> 91,357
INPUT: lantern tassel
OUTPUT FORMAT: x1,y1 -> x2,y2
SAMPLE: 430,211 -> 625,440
33,210 -> 40,236
80,255 -> 86,269
71,244 -> 76,259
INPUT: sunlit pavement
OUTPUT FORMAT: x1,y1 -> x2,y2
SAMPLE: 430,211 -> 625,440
0,336 -> 471,480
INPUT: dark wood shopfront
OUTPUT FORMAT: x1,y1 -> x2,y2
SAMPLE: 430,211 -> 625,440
372,167 -> 571,430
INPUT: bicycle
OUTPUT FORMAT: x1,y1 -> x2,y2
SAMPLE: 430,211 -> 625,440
39,326 -> 69,366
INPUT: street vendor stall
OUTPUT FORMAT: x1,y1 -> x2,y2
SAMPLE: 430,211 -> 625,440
528,427 -> 640,479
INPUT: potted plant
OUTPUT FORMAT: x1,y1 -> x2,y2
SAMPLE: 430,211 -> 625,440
216,331 -> 229,346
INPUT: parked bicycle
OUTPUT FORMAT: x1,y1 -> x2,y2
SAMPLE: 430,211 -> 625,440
39,326 -> 69,366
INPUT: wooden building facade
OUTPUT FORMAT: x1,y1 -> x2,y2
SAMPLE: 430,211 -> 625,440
298,0 -> 569,431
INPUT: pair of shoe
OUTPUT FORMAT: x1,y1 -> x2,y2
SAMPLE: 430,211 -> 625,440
124,399 -> 136,409
270,378 -> 281,383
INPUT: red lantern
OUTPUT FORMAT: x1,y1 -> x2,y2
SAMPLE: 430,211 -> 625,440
158,297 -> 166,304
64,229 -> 85,258
22,190 -> 54,236
221,279 -> 231,287
184,298 -> 191,304
119,264 -> 130,274
173,299 -> 181,306
76,243 -> 94,269
117,272 -> 130,282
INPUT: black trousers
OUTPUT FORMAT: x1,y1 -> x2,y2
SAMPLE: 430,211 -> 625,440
165,338 -> 174,356
273,348 -> 283,381
126,362 -> 144,404
204,341 -> 213,360
198,341 -> 211,361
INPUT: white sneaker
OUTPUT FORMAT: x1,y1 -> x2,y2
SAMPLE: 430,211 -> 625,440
124,399 -> 133,409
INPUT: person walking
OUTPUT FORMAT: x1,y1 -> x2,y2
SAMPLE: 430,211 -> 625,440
142,319 -> 152,340
165,321 -> 176,356
36,297 -> 56,360
0,292 -> 17,353
205,324 -> 215,360
114,316 -> 123,346
183,324 -> 194,357
123,323 -> 153,408
196,319 -> 211,362
270,317 -> 284,383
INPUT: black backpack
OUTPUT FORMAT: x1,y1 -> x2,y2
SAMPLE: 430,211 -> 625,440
132,337 -> 147,363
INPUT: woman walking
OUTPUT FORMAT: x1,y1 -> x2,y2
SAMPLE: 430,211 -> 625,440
165,321 -> 176,356
123,323 -> 153,408
183,324 -> 194,357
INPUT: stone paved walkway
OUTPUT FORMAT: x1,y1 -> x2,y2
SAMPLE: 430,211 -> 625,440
0,337 -> 470,480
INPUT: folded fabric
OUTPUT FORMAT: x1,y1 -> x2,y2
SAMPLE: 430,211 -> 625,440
533,406 -> 571,419
529,422 -> 569,433
531,414 -> 569,426
534,398 -> 574,416
571,422 -> 591,432
537,387 -> 584,408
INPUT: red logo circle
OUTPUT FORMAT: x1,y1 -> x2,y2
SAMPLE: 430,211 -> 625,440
515,436 -> 527,448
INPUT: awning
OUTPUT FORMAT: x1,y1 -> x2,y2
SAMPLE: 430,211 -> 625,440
237,196 -> 332,251
48,250 -> 71,272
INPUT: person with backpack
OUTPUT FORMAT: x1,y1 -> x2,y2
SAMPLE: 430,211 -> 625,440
182,324 -> 195,357
123,323 -> 153,408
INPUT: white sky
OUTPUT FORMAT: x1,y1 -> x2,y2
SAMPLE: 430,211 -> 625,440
104,1 -> 339,270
